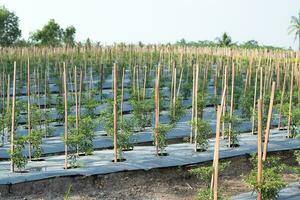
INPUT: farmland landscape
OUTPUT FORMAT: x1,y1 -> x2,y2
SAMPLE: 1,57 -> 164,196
0,1 -> 300,200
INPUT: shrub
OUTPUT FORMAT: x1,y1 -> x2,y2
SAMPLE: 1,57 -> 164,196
190,119 -> 211,150
9,136 -> 28,171
243,155 -> 287,200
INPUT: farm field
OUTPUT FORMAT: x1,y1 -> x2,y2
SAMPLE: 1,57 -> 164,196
0,46 -> 299,200
1,1 -> 300,200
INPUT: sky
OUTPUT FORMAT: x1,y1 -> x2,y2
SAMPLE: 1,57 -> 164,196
1,0 -> 299,49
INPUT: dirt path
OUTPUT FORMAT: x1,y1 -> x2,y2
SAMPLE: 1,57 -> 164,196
0,150 -> 298,200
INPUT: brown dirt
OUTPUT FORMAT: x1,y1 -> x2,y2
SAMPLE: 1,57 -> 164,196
0,150 -> 298,200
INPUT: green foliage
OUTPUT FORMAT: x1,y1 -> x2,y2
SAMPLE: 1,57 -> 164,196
9,136 -> 28,171
29,130 -> 43,159
221,114 -> 241,146
0,6 -> 21,46
239,92 -> 253,119
63,26 -> 76,47
216,32 -> 233,47
130,98 -> 153,130
243,155 -> 287,200
190,119 -> 211,150
189,161 -> 231,200
170,97 -> 185,124
153,124 -> 172,153
31,19 -> 64,47
181,82 -> 192,99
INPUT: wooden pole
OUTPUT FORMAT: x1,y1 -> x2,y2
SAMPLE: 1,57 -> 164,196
172,65 -> 177,121
287,66 -> 294,137
27,58 -> 32,161
63,63 -> 68,169
251,68 -> 258,134
257,98 -> 263,200
155,64 -> 161,155
10,62 -> 16,172
262,82 -> 275,161
121,66 -> 125,125
113,63 -> 118,162
228,63 -> 235,146
190,65 -> 195,143
278,67 -> 287,129
194,64 -> 199,151
211,105 -> 221,200
74,66 -> 79,155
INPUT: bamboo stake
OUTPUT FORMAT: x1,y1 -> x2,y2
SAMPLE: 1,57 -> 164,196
278,66 -> 287,129
172,65 -> 177,121
190,65 -> 195,143
251,68 -> 258,135
63,63 -> 68,169
262,82 -> 275,161
27,58 -> 32,161
155,64 -> 161,155
78,70 -> 83,120
194,64 -> 199,151
121,66 -> 125,125
228,63 -> 235,146
113,63 -> 118,162
287,66 -> 294,137
10,62 -> 16,172
143,66 -> 147,100
257,98 -> 263,200
74,66 -> 79,155
211,105 -> 221,200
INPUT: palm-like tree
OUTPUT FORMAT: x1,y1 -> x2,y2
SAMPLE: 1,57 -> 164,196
288,12 -> 300,50
216,32 -> 232,47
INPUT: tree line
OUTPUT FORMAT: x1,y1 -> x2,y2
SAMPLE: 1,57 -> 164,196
1,5 -> 300,49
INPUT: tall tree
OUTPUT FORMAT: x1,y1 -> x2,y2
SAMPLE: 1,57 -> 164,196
0,6 -> 21,46
63,25 -> 76,48
216,32 -> 233,47
288,11 -> 300,50
31,19 -> 63,47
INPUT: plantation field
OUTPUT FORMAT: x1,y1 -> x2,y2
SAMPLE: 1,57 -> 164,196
0,46 -> 300,199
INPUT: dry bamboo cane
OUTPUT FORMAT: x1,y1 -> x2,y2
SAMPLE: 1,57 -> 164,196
194,64 -> 199,151
278,67 -> 287,129
211,105 -> 222,200
260,67 -> 263,112
228,63 -> 235,147
10,62 -> 17,172
74,66 -> 79,155
287,66 -> 294,137
63,63 -> 68,169
143,66 -> 147,100
27,58 -> 32,161
113,63 -> 118,162
170,62 -> 174,109
221,65 -> 228,139
210,87 -> 226,197
176,67 -> 184,97
190,65 -> 195,143
172,66 -> 177,121
6,75 -> 10,122
257,98 -> 263,200
262,82 -> 275,161
121,67 -> 125,126
155,64 -> 161,155
251,69 -> 258,135
78,70 -> 82,120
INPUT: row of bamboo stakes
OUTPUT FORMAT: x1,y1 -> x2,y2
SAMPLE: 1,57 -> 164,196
5,51 -> 300,200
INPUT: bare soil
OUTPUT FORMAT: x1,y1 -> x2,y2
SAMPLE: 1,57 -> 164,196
0,150 -> 298,200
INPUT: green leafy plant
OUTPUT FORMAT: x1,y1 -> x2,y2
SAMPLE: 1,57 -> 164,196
190,119 -> 211,151
9,136 -> 28,171
189,161 -> 231,200
153,124 -> 172,154
243,155 -> 287,200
